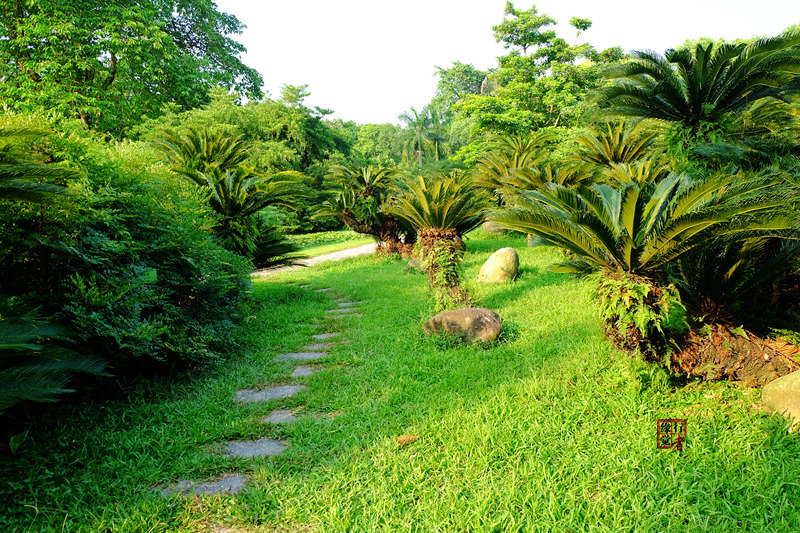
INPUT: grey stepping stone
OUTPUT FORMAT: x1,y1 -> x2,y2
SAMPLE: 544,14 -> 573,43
333,298 -> 347,302
299,284 -> 310,288
311,332 -> 340,340
329,313 -> 362,318
291,365 -> 316,377
275,352 -> 327,361
263,409 -> 298,424
326,308 -> 357,314
224,439 -> 288,457
303,342 -> 332,351
338,301 -> 367,307
236,385 -> 305,402
315,288 -> 332,292
161,474 -> 247,497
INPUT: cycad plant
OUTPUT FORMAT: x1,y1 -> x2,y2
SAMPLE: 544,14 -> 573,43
597,32 -> 800,135
155,127 -> 305,267
315,164 -> 412,254
494,171 -> 798,361
0,303 -> 107,414
388,171 -> 490,309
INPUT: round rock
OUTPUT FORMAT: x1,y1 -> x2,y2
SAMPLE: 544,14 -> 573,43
422,307 -> 502,344
763,369 -> 800,431
477,247 -> 519,283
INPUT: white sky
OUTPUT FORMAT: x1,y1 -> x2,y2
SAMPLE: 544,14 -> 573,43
216,0 -> 800,125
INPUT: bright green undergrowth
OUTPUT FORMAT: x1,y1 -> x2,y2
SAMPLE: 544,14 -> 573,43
1,236 -> 799,532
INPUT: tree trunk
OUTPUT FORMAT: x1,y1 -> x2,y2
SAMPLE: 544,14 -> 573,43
672,325 -> 800,387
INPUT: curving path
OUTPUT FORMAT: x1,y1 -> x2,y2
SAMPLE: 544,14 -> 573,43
251,242 -> 378,277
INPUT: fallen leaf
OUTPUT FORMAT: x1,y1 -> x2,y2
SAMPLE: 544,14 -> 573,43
395,434 -> 419,447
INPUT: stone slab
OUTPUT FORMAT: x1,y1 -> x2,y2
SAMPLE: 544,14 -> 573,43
275,352 -> 327,361
303,342 -> 332,351
299,284 -> 310,288
263,409 -> 298,424
224,439 -> 288,458
328,313 -> 361,318
161,474 -> 247,497
311,332 -> 340,340
291,365 -> 316,377
236,385 -> 305,402
315,288 -> 332,292
326,308 -> 357,314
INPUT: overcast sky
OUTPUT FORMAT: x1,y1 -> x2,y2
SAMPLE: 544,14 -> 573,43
215,0 -> 800,125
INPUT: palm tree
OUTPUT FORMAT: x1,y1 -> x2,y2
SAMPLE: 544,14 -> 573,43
398,106 -> 434,166
597,33 -> 800,135
388,171 -> 490,308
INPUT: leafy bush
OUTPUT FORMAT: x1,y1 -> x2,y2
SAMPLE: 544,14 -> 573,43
0,123 -> 252,378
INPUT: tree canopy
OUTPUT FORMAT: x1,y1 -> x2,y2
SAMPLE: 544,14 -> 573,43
0,0 -> 263,136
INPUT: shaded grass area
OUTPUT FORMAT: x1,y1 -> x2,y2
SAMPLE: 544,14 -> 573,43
2,236 -> 799,531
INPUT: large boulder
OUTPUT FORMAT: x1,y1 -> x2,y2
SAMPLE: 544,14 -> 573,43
477,247 -> 519,283
763,369 -> 800,431
423,307 -> 502,344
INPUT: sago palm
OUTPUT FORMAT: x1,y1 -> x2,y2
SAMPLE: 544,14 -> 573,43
154,127 -> 249,183
494,171 -> 797,276
388,171 -> 491,308
597,32 -> 800,134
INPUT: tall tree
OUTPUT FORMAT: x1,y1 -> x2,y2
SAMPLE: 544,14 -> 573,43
0,0 -> 263,136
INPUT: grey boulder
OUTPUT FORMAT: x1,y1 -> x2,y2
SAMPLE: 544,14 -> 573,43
422,307 -> 502,343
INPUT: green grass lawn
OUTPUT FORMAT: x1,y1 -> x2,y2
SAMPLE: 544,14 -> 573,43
2,235 -> 799,532
288,230 -> 374,257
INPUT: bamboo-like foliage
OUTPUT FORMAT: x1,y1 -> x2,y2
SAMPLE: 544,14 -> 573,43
597,33 -> 800,132
494,171 -> 799,275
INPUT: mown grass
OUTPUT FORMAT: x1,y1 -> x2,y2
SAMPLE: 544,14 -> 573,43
2,235 -> 799,532
288,230 -> 373,257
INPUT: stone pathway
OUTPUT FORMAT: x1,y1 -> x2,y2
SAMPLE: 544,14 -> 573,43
251,242 -> 377,277
161,289 -> 368,497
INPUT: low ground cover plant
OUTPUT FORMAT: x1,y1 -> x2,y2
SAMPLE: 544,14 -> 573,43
1,237 -> 799,532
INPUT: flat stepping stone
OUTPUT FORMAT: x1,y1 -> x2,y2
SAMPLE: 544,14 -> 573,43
338,301 -> 367,308
328,313 -> 362,318
315,288 -> 332,292
236,385 -> 305,402
311,332 -> 340,340
325,308 -> 357,314
299,284 -> 310,288
291,365 -> 317,377
263,409 -> 298,424
275,352 -> 327,361
161,474 -> 247,497
303,342 -> 332,351
333,298 -> 348,302
224,439 -> 288,458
